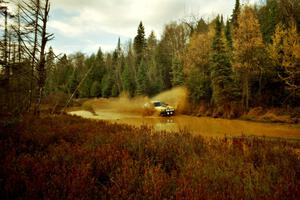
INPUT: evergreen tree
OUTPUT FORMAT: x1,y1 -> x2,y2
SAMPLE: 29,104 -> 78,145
79,54 -> 100,98
90,81 -> 102,97
145,31 -> 163,95
210,16 -> 238,111
117,37 -> 122,56
136,61 -> 149,95
171,58 -> 184,86
122,64 -> 136,97
112,39 -> 124,96
196,18 -> 209,34
133,22 -> 147,66
93,48 -> 105,82
101,73 -> 113,98
187,68 -> 212,104
157,40 -> 173,90
45,47 -> 56,94
54,54 -> 73,93
75,48 -> 106,98
231,0 -> 240,28
257,0 -> 279,43
225,19 -> 233,49
68,67 -> 80,98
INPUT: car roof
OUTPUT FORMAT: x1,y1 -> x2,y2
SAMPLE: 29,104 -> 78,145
151,100 -> 161,103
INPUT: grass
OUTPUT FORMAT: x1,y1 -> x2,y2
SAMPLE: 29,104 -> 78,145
0,114 -> 300,199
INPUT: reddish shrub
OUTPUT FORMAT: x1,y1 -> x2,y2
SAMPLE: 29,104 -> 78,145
0,115 -> 300,199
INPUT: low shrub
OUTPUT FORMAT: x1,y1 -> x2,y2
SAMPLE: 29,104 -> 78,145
0,115 -> 299,199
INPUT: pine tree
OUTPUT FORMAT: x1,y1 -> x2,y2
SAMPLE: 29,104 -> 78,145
225,19 -> 233,49
157,39 -> 173,90
122,64 -> 136,97
136,61 -> 149,95
68,67 -> 80,98
210,16 -> 239,114
146,31 -> 163,95
112,39 -> 124,96
257,0 -> 279,43
101,73 -> 113,98
171,58 -> 184,86
53,54 -> 73,93
117,37 -> 122,56
231,0 -> 240,28
133,22 -> 146,66
196,18 -> 209,34
45,47 -> 55,94
90,81 -> 102,97
187,67 -> 211,104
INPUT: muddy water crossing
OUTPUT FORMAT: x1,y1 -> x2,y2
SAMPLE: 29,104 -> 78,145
69,87 -> 300,139
69,109 -> 300,139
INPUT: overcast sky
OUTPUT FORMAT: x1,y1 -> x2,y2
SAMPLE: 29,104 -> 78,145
46,0 -> 259,55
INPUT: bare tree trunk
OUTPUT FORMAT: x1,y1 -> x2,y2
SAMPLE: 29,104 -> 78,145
34,0 -> 51,115
17,4 -> 22,63
29,0 -> 40,111
3,6 -> 10,111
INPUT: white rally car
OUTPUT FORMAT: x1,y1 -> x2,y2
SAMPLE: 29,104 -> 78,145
149,101 -> 175,116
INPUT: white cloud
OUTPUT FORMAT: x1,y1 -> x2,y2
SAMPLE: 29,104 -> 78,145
48,0 -> 260,54
51,0 -> 235,36
49,20 -> 84,37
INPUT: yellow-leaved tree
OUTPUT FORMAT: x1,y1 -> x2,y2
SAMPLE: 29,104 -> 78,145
184,33 -> 212,75
268,22 -> 300,94
233,6 -> 265,110
183,22 -> 214,105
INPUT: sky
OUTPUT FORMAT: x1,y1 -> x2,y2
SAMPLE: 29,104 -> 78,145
12,0 -> 259,55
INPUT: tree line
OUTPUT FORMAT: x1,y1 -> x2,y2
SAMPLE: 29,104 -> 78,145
1,0 -> 300,117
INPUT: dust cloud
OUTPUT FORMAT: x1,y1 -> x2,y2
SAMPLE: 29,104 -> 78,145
151,87 -> 188,114
84,87 -> 189,116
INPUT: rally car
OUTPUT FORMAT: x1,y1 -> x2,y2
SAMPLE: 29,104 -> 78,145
148,100 -> 175,116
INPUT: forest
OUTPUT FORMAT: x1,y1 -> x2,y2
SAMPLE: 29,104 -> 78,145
1,0 -> 300,118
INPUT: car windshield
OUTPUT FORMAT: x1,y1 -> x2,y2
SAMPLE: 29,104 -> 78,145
153,102 -> 166,107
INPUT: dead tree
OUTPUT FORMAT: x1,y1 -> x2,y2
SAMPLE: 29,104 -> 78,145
0,1 -> 10,110
15,0 -> 53,114
35,0 -> 53,114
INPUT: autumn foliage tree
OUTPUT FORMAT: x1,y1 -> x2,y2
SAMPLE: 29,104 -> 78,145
233,6 -> 265,110
268,22 -> 300,97
184,24 -> 212,105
